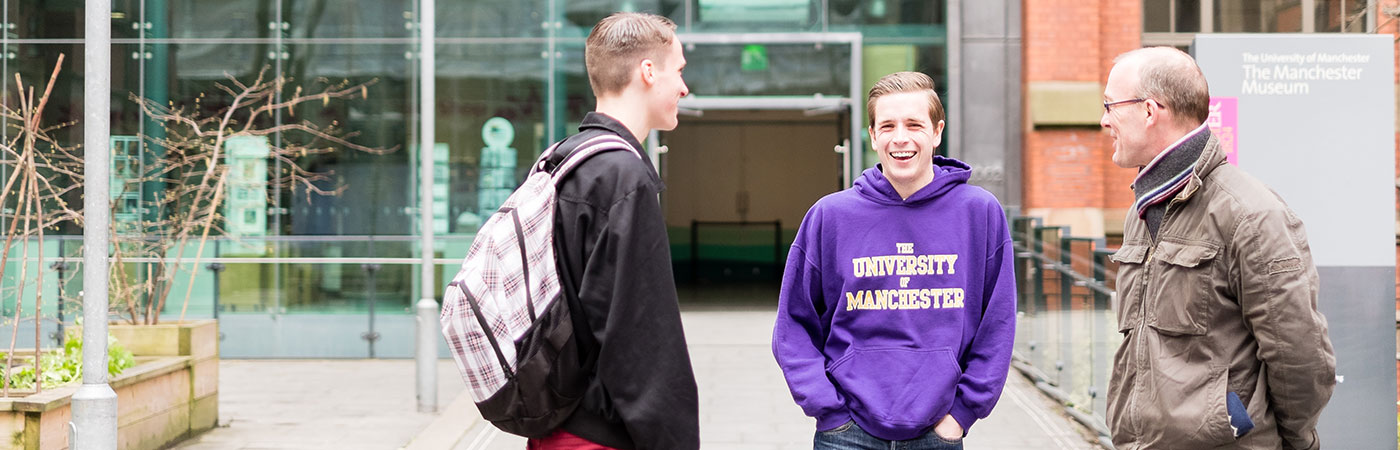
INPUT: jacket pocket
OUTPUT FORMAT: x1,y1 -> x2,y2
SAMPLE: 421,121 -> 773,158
1138,363 -> 1235,449
1110,244 -> 1150,333
828,347 -> 959,427
1146,241 -> 1218,336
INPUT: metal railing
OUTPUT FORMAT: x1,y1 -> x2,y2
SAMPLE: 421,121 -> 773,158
0,235 -> 475,355
688,220 -> 783,284
1008,215 -> 1119,449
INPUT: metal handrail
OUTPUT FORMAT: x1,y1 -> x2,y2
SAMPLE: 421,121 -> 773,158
1012,241 -> 1115,298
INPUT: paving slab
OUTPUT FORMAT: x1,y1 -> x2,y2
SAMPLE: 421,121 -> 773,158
166,308 -> 1104,450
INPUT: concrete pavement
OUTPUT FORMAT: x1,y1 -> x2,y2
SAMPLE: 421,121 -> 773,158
171,359 -> 466,450
172,309 -> 1104,449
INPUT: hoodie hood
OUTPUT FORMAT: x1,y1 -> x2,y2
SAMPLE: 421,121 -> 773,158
855,155 -> 973,206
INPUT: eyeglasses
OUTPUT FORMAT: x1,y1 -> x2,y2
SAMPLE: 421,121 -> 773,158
1103,98 -> 1148,113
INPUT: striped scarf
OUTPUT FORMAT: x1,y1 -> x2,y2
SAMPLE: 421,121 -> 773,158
1131,124 -> 1210,239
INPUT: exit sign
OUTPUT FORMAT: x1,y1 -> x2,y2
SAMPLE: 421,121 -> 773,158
741,44 -> 768,71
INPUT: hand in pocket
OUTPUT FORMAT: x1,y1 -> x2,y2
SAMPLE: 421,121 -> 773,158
934,414 -> 963,441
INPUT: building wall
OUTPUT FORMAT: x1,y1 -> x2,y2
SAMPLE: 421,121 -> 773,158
1021,0 -> 1140,237
951,0 -> 1022,210
1021,0 -> 1400,308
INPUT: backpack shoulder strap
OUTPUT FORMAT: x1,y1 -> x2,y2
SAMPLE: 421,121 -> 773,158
528,137 -> 570,176
548,134 -> 639,185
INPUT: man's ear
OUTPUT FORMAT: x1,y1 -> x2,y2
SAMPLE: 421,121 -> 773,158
640,59 -> 657,86
1142,99 -> 1158,127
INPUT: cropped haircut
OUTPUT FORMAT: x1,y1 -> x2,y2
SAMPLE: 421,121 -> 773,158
866,71 -> 944,127
1115,47 -> 1211,125
585,12 -> 677,97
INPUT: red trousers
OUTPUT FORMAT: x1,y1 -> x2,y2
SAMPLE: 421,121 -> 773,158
526,430 -> 622,450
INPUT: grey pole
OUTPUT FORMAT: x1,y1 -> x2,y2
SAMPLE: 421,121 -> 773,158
415,0 -> 438,414
848,35 -> 863,185
71,0 -> 119,447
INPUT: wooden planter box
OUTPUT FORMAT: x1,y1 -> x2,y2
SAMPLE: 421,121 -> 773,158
0,319 -> 219,450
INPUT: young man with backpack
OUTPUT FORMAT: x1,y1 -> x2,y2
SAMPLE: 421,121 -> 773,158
529,11 -> 698,450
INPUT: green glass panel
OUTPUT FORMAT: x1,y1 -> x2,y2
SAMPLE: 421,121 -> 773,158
682,43 -> 850,96
437,43 -> 549,234
827,0 -> 944,26
439,0 -> 549,38
286,0 -> 413,38
559,0 -> 685,33
168,0 -> 273,39
8,0 -> 141,39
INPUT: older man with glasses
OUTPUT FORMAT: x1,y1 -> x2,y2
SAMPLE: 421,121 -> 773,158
1100,46 -> 1335,450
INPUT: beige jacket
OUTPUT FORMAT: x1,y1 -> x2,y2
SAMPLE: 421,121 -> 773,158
1106,133 -> 1335,450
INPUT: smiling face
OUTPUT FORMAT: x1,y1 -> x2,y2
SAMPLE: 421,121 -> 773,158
870,91 -> 945,198
647,38 -> 689,132
1101,60 -> 1155,168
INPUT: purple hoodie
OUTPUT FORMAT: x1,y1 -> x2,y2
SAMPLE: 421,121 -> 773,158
772,157 -> 1017,441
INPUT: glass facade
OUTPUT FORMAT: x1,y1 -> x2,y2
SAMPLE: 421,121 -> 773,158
1215,0 -> 1303,32
1144,0 -> 1371,47
0,0 -> 947,357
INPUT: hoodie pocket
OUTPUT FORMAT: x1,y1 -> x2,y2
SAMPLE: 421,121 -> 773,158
828,347 -> 960,426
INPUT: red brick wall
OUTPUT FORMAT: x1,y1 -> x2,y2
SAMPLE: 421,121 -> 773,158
1024,131 -> 1107,208
1022,0 -> 1141,210
1098,0 -> 1142,210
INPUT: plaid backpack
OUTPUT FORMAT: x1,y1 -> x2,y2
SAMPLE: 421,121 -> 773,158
440,134 -> 636,437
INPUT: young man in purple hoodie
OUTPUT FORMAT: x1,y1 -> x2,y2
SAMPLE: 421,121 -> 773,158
772,71 -> 1017,449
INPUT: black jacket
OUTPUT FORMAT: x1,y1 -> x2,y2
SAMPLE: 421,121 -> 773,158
544,112 -> 700,450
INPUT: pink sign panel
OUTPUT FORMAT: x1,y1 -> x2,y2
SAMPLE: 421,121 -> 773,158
1208,97 -> 1238,166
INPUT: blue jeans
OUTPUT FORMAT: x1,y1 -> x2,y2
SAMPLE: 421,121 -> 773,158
813,421 -> 964,450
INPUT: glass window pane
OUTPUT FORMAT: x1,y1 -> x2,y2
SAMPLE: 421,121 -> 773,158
1316,0 -> 1368,32
217,263 -> 274,312
286,0 -> 413,38
561,42 -> 596,139
681,42 -> 851,96
280,44 -> 414,236
1214,0 -> 1259,32
1144,0 -> 1171,32
561,0 -> 686,33
171,42 -> 270,86
10,0 -> 141,39
165,41 -> 408,237
689,0 -> 820,32
168,42 -> 277,240
169,0 -> 274,39
1176,0 -> 1200,32
438,0 -> 549,38
6,44 -> 142,237
829,0 -> 944,27
278,262 -> 411,313
437,44 -> 549,234
1215,0 -> 1301,32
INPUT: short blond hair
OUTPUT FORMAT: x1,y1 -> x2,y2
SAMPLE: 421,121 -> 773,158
585,12 -> 677,97
866,71 -> 944,127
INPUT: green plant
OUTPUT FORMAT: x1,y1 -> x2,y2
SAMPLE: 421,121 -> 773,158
0,329 -> 134,391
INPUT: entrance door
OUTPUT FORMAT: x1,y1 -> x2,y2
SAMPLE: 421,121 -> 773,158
661,109 -> 845,291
